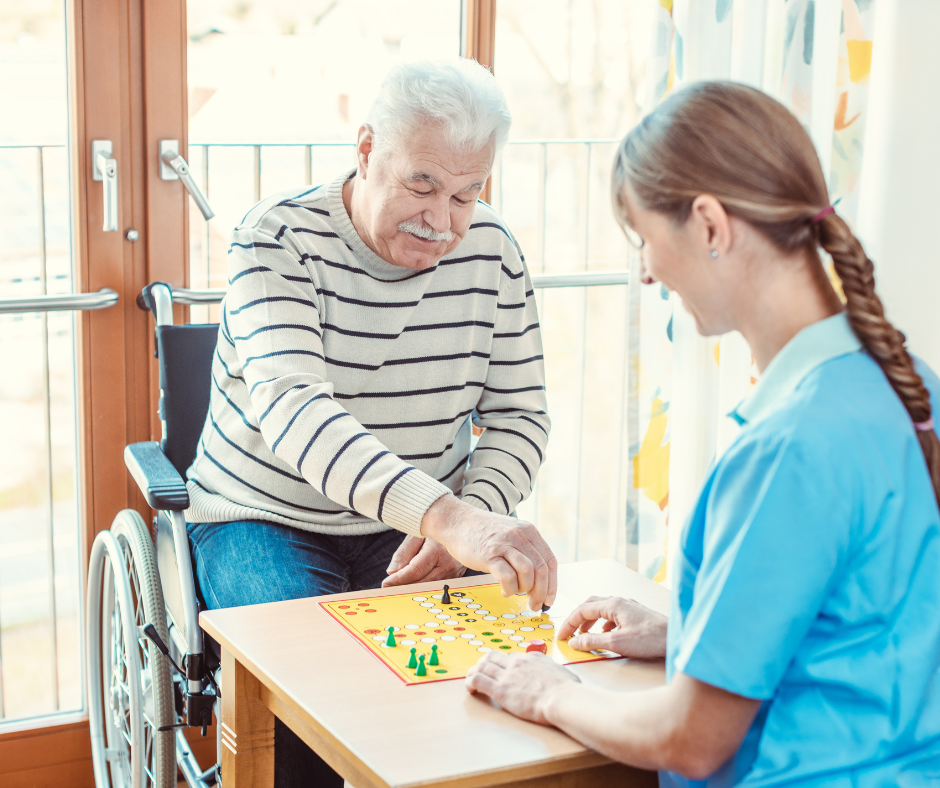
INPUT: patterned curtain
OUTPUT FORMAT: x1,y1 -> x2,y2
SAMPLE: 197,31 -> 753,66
624,0 -> 878,585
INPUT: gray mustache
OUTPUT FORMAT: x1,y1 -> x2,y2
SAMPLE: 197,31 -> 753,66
398,219 -> 454,243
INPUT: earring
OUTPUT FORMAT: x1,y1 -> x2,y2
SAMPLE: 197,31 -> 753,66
710,250 -> 718,258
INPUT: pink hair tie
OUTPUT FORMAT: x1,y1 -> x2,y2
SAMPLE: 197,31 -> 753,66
812,205 -> 835,224
915,417 -> 935,432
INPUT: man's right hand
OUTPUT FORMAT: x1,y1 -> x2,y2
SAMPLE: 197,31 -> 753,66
420,494 -> 557,611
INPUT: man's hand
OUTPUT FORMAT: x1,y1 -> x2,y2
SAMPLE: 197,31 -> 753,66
556,596 -> 667,659
420,494 -> 557,610
466,650 -> 580,725
382,535 -> 467,587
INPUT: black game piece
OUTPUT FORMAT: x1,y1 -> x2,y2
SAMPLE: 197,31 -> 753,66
541,603 -> 551,612
441,585 -> 451,604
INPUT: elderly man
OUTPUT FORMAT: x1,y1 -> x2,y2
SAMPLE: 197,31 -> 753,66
185,58 -> 555,786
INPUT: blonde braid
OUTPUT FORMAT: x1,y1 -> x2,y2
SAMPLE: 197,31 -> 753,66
817,213 -> 940,504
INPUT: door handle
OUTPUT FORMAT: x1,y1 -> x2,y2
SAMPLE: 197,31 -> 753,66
92,140 -> 118,232
159,140 -> 215,221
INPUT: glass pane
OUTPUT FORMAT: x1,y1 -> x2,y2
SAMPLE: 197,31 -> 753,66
186,0 -> 462,322
494,2 -> 653,565
0,1 -> 82,723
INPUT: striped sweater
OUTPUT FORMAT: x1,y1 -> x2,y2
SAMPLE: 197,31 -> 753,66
186,170 -> 550,537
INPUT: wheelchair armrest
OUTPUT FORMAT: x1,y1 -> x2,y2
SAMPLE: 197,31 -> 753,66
124,442 -> 190,511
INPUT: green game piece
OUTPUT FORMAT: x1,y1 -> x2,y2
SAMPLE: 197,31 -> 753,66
416,654 -> 427,677
407,647 -> 417,669
385,626 -> 396,647
429,645 -> 439,666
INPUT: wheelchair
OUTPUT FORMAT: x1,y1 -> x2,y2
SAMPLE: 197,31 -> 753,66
86,282 -> 224,788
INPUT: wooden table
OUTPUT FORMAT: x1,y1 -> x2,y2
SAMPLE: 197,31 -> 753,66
199,559 -> 668,788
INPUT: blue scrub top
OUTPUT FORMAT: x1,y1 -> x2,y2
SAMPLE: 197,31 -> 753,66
662,313 -> 940,787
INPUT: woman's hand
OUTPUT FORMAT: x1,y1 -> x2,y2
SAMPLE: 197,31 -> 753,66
382,535 -> 467,586
466,650 -> 581,725
556,596 -> 668,659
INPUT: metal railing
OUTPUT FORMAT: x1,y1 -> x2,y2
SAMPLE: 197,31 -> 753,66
0,288 -> 118,314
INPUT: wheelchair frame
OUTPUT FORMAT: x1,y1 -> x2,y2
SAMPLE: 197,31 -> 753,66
87,282 -> 224,788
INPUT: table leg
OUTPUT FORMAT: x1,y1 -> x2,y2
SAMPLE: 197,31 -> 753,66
220,647 -> 275,788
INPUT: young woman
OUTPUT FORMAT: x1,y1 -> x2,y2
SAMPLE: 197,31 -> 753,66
465,82 -> 940,786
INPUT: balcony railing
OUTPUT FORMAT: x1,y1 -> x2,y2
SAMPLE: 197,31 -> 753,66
0,137 -> 632,726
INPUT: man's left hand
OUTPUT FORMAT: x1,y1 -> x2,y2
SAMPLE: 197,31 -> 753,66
382,535 -> 467,587
466,651 -> 581,725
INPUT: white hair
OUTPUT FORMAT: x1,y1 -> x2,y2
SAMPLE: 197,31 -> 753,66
366,58 -> 512,159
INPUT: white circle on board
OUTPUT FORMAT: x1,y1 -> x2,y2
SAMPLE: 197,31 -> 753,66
371,635 -> 385,642
405,624 -> 419,629
420,602 -> 434,608
432,594 -> 443,600
441,635 -> 456,641
420,637 -> 436,644
385,626 -> 400,632
520,626 -> 535,632
483,616 -> 497,621
412,596 -> 427,602
446,619 -> 459,625
476,610 -> 490,616
400,639 -> 416,646
429,608 -> 442,614
477,646 -> 492,653
467,604 -> 481,609
539,623 -> 554,629
460,633 -> 475,639
500,628 -> 515,634
509,636 -> 524,641
435,614 -> 450,620
461,598 -> 474,605
502,613 -> 517,619
424,622 -> 438,628
469,640 -> 484,646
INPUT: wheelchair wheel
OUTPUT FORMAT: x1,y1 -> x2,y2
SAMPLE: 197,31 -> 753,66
87,510 -> 176,788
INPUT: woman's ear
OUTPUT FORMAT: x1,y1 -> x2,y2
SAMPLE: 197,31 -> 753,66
356,125 -> 374,178
690,194 -> 732,257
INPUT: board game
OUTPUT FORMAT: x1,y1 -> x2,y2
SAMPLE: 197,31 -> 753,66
320,582 -> 622,685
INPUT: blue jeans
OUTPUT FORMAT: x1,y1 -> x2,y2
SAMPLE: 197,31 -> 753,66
187,521 -> 473,788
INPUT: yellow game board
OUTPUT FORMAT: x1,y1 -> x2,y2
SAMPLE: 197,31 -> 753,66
320,582 -> 622,685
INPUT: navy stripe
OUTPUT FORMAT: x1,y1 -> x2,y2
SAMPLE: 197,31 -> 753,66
403,320 -> 495,333
291,227 -> 341,239
230,241 -> 285,252
201,448 -> 349,515
214,348 -> 244,382
278,201 -> 329,216
321,322 -> 399,340
274,224 -> 288,242
493,323 -> 539,339
211,374 -> 260,433
229,295 -> 318,316
476,406 -> 547,416
208,411 -> 305,483
423,287 -> 498,299
272,392 -> 331,452
322,432 -> 369,492
463,493 -> 491,511
328,352 -> 489,372
362,409 -> 473,431
470,221 -> 513,241
399,441 -> 455,461
490,466 -> 516,486
244,349 -> 325,370
477,478 -> 509,512
484,384 -> 545,395
334,382 -> 484,400
259,384 -> 309,423
438,454 -> 470,483
297,412 -> 351,471
249,376 -> 278,397
233,323 -> 321,342
497,302 -> 525,310
472,446 -> 532,482
489,355 -> 543,367
348,450 -> 391,508
318,288 -> 420,309
318,256 -> 435,282
519,415 -> 549,436
485,427 -> 544,461
500,264 -> 524,280
443,253 -> 502,264
377,467 -> 416,522
229,265 -> 310,285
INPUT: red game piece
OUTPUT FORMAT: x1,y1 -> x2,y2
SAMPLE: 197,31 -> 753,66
525,640 -> 547,654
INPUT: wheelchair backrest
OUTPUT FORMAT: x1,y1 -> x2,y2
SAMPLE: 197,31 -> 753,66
157,323 -> 220,477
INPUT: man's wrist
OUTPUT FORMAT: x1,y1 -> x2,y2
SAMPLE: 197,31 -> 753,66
420,493 -> 459,541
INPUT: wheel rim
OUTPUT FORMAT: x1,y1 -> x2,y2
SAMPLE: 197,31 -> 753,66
104,534 -> 160,787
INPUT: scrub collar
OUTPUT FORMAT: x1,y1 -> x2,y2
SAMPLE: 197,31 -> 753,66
730,312 -> 861,426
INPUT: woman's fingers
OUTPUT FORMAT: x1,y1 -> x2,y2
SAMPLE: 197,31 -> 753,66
556,597 -> 617,640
